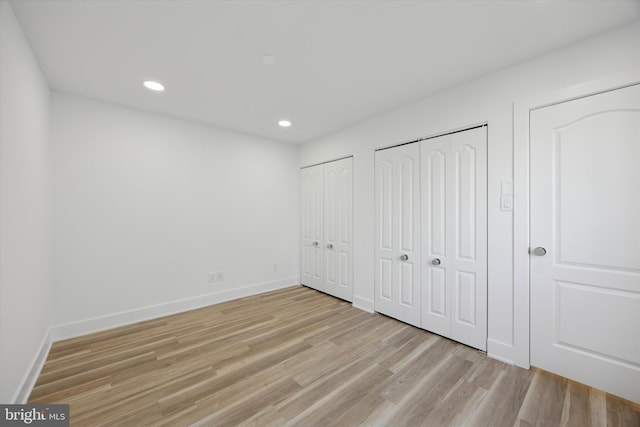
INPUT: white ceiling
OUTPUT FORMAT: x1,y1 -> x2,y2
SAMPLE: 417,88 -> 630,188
10,0 -> 640,144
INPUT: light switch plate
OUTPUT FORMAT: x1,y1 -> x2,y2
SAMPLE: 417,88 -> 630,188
501,194 -> 513,211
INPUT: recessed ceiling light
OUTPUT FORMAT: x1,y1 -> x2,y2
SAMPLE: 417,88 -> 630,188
143,80 -> 165,91
278,120 -> 292,127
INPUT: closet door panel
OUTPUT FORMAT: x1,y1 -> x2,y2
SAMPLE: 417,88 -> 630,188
378,156 -> 394,302
375,144 -> 421,327
420,135 -> 451,337
324,157 -> 353,301
324,164 -> 337,288
450,127 -> 487,350
301,164 -> 324,292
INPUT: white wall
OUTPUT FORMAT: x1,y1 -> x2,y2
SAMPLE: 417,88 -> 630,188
51,93 -> 300,336
0,0 -> 52,403
299,21 -> 640,364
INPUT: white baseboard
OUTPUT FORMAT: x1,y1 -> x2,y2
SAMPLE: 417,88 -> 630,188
352,295 -> 375,313
51,277 -> 299,342
12,328 -> 52,404
487,338 -> 516,365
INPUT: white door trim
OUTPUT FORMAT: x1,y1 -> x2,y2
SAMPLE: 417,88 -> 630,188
512,62 -> 640,369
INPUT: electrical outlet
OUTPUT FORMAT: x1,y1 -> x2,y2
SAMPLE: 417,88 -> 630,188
209,272 -> 216,283
216,271 -> 224,281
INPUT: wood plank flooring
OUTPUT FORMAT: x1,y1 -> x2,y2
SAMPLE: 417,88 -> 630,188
29,286 -> 640,426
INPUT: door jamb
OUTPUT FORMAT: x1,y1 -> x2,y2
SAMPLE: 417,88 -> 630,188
512,63 -> 640,369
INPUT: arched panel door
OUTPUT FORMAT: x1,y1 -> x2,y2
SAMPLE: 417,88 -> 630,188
301,164 -> 324,291
323,158 -> 353,302
375,144 -> 421,327
420,127 -> 487,351
530,83 -> 640,403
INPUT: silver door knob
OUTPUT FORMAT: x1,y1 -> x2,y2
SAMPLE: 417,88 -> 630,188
431,258 -> 441,266
327,244 -> 333,249
400,254 -> 409,261
531,247 -> 547,256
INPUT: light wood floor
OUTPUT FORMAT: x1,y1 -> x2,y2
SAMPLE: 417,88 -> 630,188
30,286 -> 639,426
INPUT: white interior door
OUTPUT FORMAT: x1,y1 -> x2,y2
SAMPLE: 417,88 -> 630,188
420,135 -> 451,337
301,164 -> 324,291
375,143 -> 421,327
324,158 -> 353,302
530,84 -> 640,403
420,127 -> 487,350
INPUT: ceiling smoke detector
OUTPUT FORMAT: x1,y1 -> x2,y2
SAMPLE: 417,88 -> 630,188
261,55 -> 277,66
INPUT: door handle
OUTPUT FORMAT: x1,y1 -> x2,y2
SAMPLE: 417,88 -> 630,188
400,254 -> 409,261
313,241 -> 319,247
431,258 -> 441,266
327,244 -> 333,249
530,247 -> 547,256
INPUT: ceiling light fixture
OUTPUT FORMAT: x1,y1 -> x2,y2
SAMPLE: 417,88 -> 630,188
278,120 -> 292,127
143,80 -> 165,91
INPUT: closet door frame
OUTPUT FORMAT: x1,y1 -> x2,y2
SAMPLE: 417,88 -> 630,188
513,65 -> 640,369
375,125 -> 487,348
300,157 -> 354,302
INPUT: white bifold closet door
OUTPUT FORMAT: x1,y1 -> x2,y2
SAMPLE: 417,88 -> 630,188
375,126 -> 487,349
375,143 -> 421,327
301,158 -> 353,302
420,127 -> 487,351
